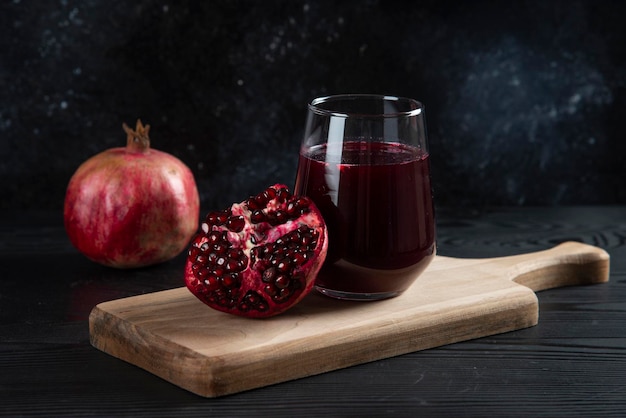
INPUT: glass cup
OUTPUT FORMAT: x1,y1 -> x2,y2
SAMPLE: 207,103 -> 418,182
294,94 -> 436,301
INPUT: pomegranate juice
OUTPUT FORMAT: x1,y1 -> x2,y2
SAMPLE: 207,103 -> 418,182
294,141 -> 436,295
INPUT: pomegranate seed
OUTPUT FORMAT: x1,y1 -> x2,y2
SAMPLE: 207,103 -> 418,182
300,234 -> 311,246
247,198 -> 260,210
217,212 -> 229,224
226,259 -> 239,272
262,267 -> 276,283
193,267 -> 204,279
207,231 -> 221,244
292,252 -> 306,265
286,202 -> 297,216
275,288 -> 291,302
276,187 -> 291,202
296,196 -> 310,208
263,187 -> 277,200
277,259 -> 290,273
213,243 -> 228,254
264,284 -> 277,296
251,210 -> 265,224
203,276 -> 220,291
226,215 -> 245,232
245,292 -> 258,304
206,211 -> 220,224
207,211 -> 229,226
254,194 -> 267,207
275,211 -> 287,224
275,275 -> 290,289
275,247 -> 286,259
222,274 -> 238,288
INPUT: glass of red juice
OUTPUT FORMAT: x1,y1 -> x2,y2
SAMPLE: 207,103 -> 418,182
294,94 -> 436,300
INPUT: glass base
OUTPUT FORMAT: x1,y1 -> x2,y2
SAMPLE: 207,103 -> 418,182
315,285 -> 403,301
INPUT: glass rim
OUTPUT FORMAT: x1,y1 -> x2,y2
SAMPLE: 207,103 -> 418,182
308,94 -> 424,119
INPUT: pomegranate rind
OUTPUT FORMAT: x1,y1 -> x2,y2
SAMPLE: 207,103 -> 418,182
184,184 -> 328,318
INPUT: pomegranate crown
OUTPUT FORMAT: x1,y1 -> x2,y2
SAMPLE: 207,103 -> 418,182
122,119 -> 151,153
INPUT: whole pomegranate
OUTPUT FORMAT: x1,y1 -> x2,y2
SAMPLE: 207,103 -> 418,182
185,184 -> 328,318
64,120 -> 200,268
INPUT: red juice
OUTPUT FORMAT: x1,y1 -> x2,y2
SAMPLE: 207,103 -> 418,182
294,141 -> 436,295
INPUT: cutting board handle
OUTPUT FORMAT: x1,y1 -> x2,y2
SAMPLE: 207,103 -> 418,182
499,241 -> 610,292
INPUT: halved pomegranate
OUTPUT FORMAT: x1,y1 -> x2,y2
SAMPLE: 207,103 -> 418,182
184,184 -> 328,318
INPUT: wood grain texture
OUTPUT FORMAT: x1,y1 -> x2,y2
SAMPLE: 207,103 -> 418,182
89,241 -> 608,397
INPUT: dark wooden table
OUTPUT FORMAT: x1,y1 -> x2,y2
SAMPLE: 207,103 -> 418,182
2,206 -> 625,417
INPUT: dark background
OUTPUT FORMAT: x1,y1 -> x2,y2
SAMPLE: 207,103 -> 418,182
2,0 -> 625,212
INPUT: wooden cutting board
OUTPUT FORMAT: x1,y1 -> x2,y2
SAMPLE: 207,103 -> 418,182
89,241 -> 609,398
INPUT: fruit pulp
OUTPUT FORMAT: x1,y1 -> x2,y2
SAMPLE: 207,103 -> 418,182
294,141 -> 436,296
